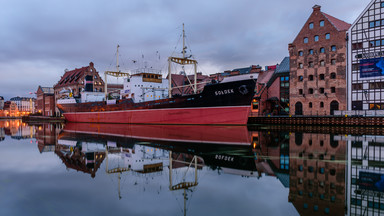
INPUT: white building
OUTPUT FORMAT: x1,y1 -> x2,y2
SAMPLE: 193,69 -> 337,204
10,97 -> 36,113
348,0 -> 384,111
0,96 -> 4,110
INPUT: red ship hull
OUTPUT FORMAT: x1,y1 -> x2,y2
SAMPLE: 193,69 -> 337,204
63,105 -> 251,125
62,123 -> 251,145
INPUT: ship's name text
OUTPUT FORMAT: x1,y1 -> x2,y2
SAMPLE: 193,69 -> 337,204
215,89 -> 234,96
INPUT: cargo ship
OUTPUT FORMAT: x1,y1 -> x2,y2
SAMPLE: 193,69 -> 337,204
57,26 -> 256,125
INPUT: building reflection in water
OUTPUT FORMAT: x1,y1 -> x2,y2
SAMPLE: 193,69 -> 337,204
0,120 -> 36,141
289,132 -> 346,216
8,120 -> 379,215
340,135 -> 384,215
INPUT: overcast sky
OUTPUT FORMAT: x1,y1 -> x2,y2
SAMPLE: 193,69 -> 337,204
0,0 -> 371,100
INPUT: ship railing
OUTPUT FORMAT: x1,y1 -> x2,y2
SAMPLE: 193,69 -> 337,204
131,68 -> 162,75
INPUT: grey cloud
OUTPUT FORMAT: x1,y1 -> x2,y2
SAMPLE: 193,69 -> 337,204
0,0 -> 371,100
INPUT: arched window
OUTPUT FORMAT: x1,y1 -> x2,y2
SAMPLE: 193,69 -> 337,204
295,102 -> 303,115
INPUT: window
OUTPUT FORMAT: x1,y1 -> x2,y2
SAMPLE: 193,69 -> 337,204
309,102 -> 312,108
320,47 -> 325,53
320,102 -> 324,107
352,64 -> 359,71
299,76 -> 303,81
325,33 -> 330,40
331,59 -> 336,65
309,22 -> 314,29
309,75 -> 314,80
304,37 -> 308,43
299,89 -> 303,95
309,88 -> 314,94
370,21 -> 375,28
331,87 -> 336,93
320,20 -> 324,27
382,2 -> 384,7
352,83 -> 363,90
298,51 -> 303,56
314,35 -> 319,42
352,42 -> 363,50
309,49 -> 314,55
330,72 -> 336,79
299,63 -> 303,69
320,60 -> 325,66
331,45 -> 336,51
309,62 -> 314,68
320,88 -> 324,93
319,74 -> 325,80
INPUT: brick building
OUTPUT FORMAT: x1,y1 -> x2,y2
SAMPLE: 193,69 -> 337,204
36,86 -> 55,116
289,132 -> 346,215
54,62 -> 104,100
289,5 -> 350,116
261,57 -> 290,116
170,72 -> 211,96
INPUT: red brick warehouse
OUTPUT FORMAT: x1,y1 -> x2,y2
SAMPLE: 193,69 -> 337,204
289,5 -> 351,116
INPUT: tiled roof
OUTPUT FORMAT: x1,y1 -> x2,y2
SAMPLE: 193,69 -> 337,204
322,12 -> 351,31
40,87 -> 54,94
54,66 -> 89,88
275,57 -> 290,74
257,70 -> 274,84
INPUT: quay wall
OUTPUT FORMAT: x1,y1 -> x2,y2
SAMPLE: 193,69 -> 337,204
248,116 -> 384,127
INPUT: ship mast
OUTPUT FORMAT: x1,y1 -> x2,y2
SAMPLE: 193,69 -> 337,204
168,23 -> 198,98
104,45 -> 130,100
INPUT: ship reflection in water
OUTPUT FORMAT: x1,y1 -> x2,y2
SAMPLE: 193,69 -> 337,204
2,120 -> 383,215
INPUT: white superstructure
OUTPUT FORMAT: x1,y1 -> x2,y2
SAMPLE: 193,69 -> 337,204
121,68 -> 169,103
